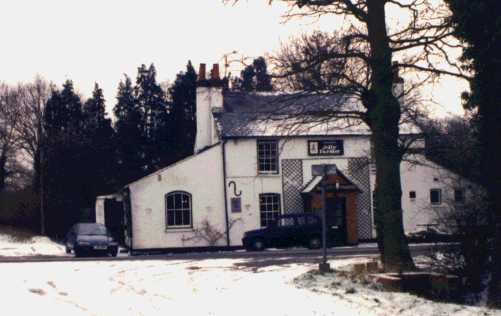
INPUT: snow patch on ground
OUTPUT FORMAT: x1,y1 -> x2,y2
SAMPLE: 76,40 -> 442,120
0,233 -> 67,257
3,256 -> 492,316
294,261 -> 500,316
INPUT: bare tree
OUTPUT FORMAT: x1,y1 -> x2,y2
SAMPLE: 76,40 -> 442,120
15,77 -> 52,234
226,0 -> 467,271
16,77 -> 52,181
181,218 -> 241,247
0,84 -> 23,193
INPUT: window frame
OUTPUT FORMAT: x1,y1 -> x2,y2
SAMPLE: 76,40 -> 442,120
259,193 -> 282,227
409,191 -> 416,200
165,191 -> 193,229
430,189 -> 442,205
257,139 -> 279,175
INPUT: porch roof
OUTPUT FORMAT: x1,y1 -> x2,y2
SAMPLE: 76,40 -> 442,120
301,171 -> 362,194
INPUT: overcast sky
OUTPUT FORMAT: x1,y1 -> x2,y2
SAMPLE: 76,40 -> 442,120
1,0 -> 467,117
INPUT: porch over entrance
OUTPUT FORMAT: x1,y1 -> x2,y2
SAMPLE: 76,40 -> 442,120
301,172 -> 362,245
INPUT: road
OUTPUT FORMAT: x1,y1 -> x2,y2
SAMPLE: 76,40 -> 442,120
0,243 -> 447,264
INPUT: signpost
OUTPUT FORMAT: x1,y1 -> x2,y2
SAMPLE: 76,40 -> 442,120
312,164 -> 337,273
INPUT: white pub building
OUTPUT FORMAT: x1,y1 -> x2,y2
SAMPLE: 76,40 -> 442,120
96,63 -> 470,252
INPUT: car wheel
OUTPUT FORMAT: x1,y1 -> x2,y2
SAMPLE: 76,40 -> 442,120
65,246 -> 71,254
251,238 -> 265,251
74,248 -> 82,258
308,236 -> 322,249
109,247 -> 118,257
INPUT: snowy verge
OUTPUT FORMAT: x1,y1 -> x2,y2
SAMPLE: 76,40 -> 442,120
294,262 -> 500,316
0,229 -> 67,257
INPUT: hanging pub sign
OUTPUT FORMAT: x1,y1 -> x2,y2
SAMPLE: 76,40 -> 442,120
308,139 -> 344,156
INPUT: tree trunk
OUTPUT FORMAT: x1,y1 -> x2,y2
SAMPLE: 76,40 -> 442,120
366,0 -> 414,271
483,70 -> 501,307
489,184 -> 501,307
0,152 -> 7,193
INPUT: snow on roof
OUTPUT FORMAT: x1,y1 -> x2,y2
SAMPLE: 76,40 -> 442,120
217,91 -> 421,138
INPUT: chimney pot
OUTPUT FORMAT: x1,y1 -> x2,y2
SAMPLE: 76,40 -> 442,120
210,63 -> 220,80
198,63 -> 206,81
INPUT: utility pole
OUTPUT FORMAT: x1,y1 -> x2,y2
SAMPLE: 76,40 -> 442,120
219,51 -> 252,78
313,164 -> 337,273
319,183 -> 330,272
38,95 -> 45,236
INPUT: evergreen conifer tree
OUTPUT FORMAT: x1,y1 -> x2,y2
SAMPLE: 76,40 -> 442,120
253,57 -> 273,92
81,83 -> 115,205
133,64 -> 170,171
239,64 -> 255,92
114,75 -> 146,184
43,80 -> 85,237
234,56 -> 273,92
168,61 -> 198,162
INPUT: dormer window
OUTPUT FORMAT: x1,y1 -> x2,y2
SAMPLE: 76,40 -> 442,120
257,139 -> 279,174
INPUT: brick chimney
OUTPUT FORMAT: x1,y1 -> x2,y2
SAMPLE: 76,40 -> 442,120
198,63 -> 206,81
210,64 -> 220,80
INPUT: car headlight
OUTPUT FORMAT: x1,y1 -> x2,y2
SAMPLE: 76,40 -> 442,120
77,240 -> 90,245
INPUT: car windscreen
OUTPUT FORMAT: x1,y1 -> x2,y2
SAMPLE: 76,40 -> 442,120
297,215 -> 320,226
277,216 -> 296,227
77,224 -> 107,235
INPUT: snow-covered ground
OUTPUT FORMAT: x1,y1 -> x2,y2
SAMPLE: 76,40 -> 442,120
0,231 -> 67,257
1,257 -> 499,316
295,262 -> 499,316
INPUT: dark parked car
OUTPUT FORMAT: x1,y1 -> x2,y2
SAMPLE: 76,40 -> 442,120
65,223 -> 118,257
242,213 -> 328,251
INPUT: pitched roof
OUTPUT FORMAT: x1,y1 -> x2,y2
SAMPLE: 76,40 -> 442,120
216,91 -> 421,138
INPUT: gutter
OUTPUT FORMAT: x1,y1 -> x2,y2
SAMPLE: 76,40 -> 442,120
221,140 -> 231,247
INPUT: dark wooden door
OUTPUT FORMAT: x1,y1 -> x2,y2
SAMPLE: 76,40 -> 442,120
325,196 -> 347,245
104,199 -> 125,246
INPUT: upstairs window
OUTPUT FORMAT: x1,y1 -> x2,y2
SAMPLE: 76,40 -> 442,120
409,191 -> 416,200
430,189 -> 442,205
165,191 -> 192,228
257,139 -> 279,174
259,193 -> 281,227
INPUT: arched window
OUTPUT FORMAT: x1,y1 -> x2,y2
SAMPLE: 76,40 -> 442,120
165,191 -> 192,228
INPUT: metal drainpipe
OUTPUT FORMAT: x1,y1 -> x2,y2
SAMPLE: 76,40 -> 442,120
123,187 -> 133,254
221,140 -> 231,247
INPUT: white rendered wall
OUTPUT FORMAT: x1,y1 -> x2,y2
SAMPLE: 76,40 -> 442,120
95,197 -> 106,225
128,144 -> 226,250
223,136 -> 372,245
400,155 -> 472,233
225,136 -> 370,178
127,131 -> 469,249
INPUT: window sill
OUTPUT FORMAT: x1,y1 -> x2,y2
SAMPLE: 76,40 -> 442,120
165,227 -> 194,233
257,172 -> 280,177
